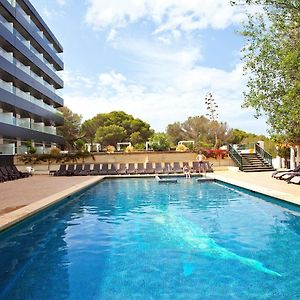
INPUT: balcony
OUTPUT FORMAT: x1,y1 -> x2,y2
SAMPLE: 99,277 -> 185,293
0,79 -> 62,116
0,112 -> 59,136
0,46 -> 63,103
0,14 -> 59,74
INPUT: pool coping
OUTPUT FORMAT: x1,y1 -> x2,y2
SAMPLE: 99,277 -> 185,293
0,176 -> 105,232
207,173 -> 300,206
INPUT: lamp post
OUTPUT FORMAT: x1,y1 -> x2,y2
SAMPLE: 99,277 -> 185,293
205,92 -> 219,148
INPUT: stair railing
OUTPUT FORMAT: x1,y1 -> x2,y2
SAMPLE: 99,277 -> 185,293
255,143 -> 273,167
228,144 -> 243,170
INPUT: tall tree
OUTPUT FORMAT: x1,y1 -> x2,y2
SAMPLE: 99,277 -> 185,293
231,0 -> 300,143
57,107 -> 82,150
82,111 -> 153,147
95,125 -> 127,147
166,115 -> 232,148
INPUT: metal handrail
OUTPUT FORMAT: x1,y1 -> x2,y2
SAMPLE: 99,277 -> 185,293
255,143 -> 273,166
229,144 -> 243,170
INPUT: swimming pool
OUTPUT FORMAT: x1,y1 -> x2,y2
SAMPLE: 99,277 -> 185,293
1,178 -> 300,299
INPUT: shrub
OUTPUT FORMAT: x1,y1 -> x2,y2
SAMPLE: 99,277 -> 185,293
134,143 -> 145,151
106,145 -> 116,153
176,144 -> 188,152
125,145 -> 135,152
201,148 -> 228,159
50,147 -> 61,155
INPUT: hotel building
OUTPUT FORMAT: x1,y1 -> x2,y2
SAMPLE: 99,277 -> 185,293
0,0 -> 64,155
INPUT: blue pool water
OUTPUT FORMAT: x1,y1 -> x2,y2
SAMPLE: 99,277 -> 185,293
1,178 -> 300,299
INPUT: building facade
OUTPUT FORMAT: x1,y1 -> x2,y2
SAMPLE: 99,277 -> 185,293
0,0 -> 64,155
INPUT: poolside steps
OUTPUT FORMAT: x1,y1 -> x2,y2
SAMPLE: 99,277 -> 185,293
240,153 -> 275,172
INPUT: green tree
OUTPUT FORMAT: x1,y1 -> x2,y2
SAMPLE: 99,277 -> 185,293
227,129 -> 251,144
166,115 -> 231,148
166,122 -> 185,145
57,107 -> 82,150
81,119 -> 98,146
232,0 -> 300,143
149,133 -> 171,151
95,125 -> 127,147
82,111 -> 153,146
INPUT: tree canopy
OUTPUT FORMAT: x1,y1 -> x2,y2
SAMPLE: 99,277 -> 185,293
166,115 -> 232,148
232,0 -> 300,143
57,107 -> 82,150
81,111 -> 154,147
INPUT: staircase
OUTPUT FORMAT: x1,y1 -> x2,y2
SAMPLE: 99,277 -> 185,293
240,153 -> 274,172
229,144 -> 275,172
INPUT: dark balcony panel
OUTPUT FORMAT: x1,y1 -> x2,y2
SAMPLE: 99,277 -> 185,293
0,122 -> 64,144
20,0 -> 63,52
14,9 -> 63,70
0,0 -> 63,70
0,56 -> 63,107
0,24 -> 63,88
0,88 -> 64,125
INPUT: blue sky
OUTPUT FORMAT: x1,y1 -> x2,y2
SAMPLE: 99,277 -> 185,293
31,0 -> 267,135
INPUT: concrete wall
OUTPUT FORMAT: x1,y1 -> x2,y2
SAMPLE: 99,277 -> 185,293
15,151 -> 235,174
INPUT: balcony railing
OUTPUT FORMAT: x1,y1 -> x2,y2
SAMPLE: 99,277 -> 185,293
0,45 -> 61,97
0,112 -> 58,135
0,79 -> 62,115
15,3 -> 59,56
0,14 -> 58,73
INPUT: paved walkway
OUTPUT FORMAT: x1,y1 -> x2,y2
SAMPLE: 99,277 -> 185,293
0,176 -> 100,215
211,170 -> 300,206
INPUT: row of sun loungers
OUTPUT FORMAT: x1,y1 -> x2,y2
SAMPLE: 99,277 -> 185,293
272,165 -> 300,185
53,161 -> 213,176
0,165 -> 30,183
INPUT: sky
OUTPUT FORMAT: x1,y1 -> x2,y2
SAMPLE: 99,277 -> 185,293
31,0 -> 268,135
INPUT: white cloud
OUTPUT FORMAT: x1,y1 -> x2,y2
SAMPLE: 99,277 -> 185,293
56,0 -> 66,6
85,0 -> 247,35
62,64 -> 267,134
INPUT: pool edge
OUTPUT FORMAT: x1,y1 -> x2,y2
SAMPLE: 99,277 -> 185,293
208,174 -> 300,206
0,176 -> 105,232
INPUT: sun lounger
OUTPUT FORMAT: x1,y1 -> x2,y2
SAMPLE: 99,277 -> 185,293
145,162 -> 155,174
6,165 -> 22,179
90,164 -> 100,175
0,167 -> 10,181
54,164 -> 67,176
11,165 -> 30,178
117,163 -> 127,175
127,163 -> 136,175
204,162 -> 214,172
273,165 -> 300,179
272,165 -> 300,178
136,163 -> 146,174
107,164 -> 118,175
288,173 -> 300,185
66,164 -> 75,176
79,164 -> 90,176
0,166 -> 15,180
192,161 -> 200,173
164,162 -> 174,174
173,162 -> 183,173
99,163 -> 109,175
155,163 -> 164,174
73,164 -> 83,176
0,171 -> 5,182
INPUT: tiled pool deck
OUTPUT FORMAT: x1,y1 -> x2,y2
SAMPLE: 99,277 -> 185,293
0,171 -> 299,231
